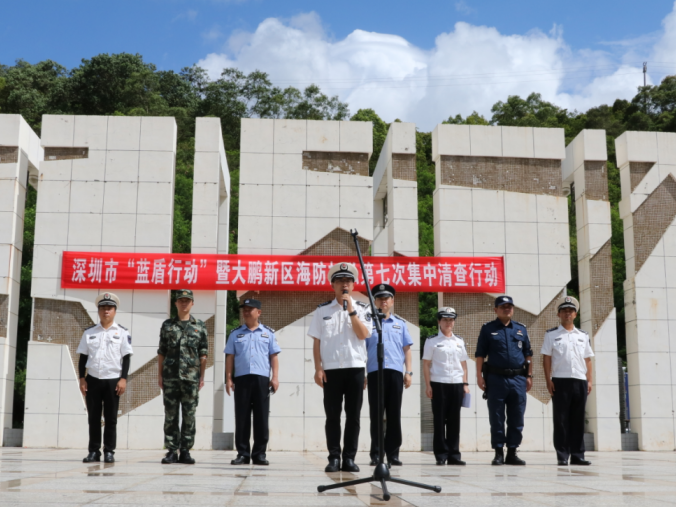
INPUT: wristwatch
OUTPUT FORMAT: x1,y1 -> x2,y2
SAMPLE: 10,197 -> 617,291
348,310 -> 358,317
405,371 -> 413,376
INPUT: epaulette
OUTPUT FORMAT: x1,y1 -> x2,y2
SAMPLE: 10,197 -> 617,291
513,321 -> 526,328
119,324 -> 128,331
546,326 -> 558,333
262,323 -> 276,333
317,300 -> 332,308
85,324 -> 97,330
393,313 -> 406,321
356,301 -> 367,307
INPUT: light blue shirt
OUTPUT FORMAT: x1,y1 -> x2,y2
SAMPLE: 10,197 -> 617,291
225,323 -> 281,378
365,314 -> 413,374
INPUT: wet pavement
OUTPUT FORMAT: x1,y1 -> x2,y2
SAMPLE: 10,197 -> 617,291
1,448 -> 676,506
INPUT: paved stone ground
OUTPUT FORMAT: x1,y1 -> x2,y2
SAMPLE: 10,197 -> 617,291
1,448 -> 676,506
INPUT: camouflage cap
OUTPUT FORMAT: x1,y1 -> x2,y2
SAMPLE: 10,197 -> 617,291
175,289 -> 194,301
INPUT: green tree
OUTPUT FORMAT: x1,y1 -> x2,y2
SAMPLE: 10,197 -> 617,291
350,108 -> 388,175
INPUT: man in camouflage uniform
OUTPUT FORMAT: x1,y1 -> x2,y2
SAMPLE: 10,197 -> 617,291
157,289 -> 209,464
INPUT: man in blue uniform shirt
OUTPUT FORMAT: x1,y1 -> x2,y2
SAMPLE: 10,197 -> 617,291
365,284 -> 413,467
225,299 -> 281,466
475,296 -> 533,466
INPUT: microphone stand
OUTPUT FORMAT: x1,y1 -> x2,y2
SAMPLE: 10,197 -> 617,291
317,229 -> 441,501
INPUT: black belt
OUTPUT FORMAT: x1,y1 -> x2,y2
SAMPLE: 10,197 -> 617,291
484,363 -> 526,377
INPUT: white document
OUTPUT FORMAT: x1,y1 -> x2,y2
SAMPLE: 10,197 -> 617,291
462,392 -> 471,408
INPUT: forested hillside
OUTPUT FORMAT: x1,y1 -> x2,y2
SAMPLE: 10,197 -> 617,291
2,53 -> 675,427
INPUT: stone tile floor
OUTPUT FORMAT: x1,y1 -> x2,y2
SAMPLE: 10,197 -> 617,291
1,448 -> 676,506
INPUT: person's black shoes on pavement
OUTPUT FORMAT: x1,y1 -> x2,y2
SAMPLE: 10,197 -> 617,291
325,458 -> 340,472
161,451 -> 179,464
491,447 -> 504,466
341,459 -> 360,472
253,457 -> 269,466
231,455 -> 250,465
103,452 -> 114,463
447,458 -> 466,466
570,457 -> 591,466
388,457 -> 403,467
83,452 -> 101,463
505,448 -> 526,466
179,450 -> 195,464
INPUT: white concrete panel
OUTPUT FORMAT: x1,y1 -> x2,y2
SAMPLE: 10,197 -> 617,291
238,183 -> 272,217
192,182 -> 219,215
505,192 -> 537,222
657,132 -> 676,165
36,180 -> 71,213
306,169 -> 340,186
137,182 -> 173,215
40,160 -> 72,181
306,217 -> 340,248
537,222 -> 570,254
73,115 -> 108,149
105,150 -> 139,182
26,343 -> 62,380
533,127 -> 565,160
582,129 -> 607,161
432,124 -> 471,159
273,153 -> 305,185
135,215 -> 172,248
138,151 -> 174,182
340,185 -> 372,219
505,254 -> 539,286
239,153 -> 273,185
434,188 -> 472,222
272,185 -> 306,217
538,254 -> 570,288
536,195 -> 568,223
103,182 -> 138,214
23,414 -> 59,447
241,118 -> 274,154
469,125 -> 502,157
41,115 -> 74,147
101,214 -> 136,247
502,127 -> 534,158
69,181 -> 104,214
272,217 -> 305,251
195,117 -> 222,152
31,245 -> 65,279
505,222 -> 538,254
72,150 -> 105,182
471,189 -> 504,222
307,120 -> 340,152
67,213 -> 102,246
24,378 -> 60,414
106,116 -> 141,151
238,215 -> 272,250
139,117 -> 176,152
274,119 -> 306,154
340,120 -> 372,154
435,221 -> 473,255
472,222 -> 506,254
306,185 -> 339,218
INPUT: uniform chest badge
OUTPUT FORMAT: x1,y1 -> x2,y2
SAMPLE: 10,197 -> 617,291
128,336 -> 132,344
517,341 -> 523,348
323,316 -> 332,320
237,334 -> 245,338
392,325 -> 401,329
262,333 -> 269,338
578,338 -> 583,342
491,332 -> 498,335
516,330 -> 523,336
555,337 -> 562,341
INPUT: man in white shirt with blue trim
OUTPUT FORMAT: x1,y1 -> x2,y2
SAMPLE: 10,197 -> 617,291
542,296 -> 594,466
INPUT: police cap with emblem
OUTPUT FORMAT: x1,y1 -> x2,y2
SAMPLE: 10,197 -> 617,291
239,298 -> 262,309
175,289 -> 194,301
373,283 -> 395,298
557,295 -> 580,312
437,307 -> 457,319
95,292 -> 120,308
328,262 -> 359,283
495,295 -> 514,307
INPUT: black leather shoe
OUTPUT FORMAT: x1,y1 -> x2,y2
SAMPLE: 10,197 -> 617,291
179,450 -> 195,464
231,456 -> 250,465
492,448 -> 504,466
447,458 -> 466,466
570,457 -> 591,466
341,459 -> 360,472
103,452 -> 114,463
436,459 -> 446,466
388,457 -> 403,467
161,451 -> 179,464
557,460 -> 569,466
369,458 -> 378,466
325,458 -> 340,472
505,448 -> 526,466
253,457 -> 269,466
83,452 -> 100,463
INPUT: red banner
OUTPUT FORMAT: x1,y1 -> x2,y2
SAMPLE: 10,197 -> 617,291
60,252 -> 504,293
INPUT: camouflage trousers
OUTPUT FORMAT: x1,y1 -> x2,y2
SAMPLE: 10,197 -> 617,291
162,379 -> 200,452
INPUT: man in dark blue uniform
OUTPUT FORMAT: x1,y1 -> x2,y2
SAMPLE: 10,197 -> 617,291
475,296 -> 533,466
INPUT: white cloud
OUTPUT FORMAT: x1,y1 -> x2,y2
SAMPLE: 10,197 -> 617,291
455,1 -> 474,15
198,6 -> 676,130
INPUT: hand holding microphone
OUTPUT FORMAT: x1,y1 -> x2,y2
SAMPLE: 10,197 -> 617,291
342,289 -> 348,311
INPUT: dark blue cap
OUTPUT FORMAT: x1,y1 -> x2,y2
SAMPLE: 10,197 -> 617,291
495,295 -> 514,307
240,298 -> 262,309
373,283 -> 395,298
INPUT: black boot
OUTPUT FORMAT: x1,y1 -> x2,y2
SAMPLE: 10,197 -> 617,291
505,447 -> 526,466
325,458 -> 340,472
83,452 -> 101,463
491,447 -> 504,466
103,451 -> 115,463
161,451 -> 179,464
179,450 -> 195,464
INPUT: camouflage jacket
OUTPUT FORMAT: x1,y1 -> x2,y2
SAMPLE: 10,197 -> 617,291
157,316 -> 209,383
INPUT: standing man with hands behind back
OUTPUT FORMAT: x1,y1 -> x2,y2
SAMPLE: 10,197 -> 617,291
157,289 -> 209,465
78,293 -> 133,464
309,262 -> 373,473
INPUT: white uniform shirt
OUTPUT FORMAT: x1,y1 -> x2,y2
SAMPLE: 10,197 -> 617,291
76,322 -> 133,379
422,332 -> 468,384
308,297 -> 373,370
541,325 -> 594,381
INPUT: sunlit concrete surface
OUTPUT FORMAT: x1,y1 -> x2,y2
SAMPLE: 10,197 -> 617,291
2,449 -> 676,506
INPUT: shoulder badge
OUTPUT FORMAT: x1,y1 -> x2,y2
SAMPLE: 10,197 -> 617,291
513,320 -> 526,328
317,300 -> 332,308
546,326 -> 558,333
85,324 -> 97,330
262,324 -> 276,333
119,324 -> 128,331
394,313 -> 405,321
356,301 -> 367,307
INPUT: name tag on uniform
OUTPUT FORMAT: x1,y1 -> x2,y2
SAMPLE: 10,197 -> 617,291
517,330 -> 523,336
237,334 -> 245,338
555,337 -> 562,341
491,332 -> 498,335
517,342 -> 522,348
578,338 -> 583,342
392,325 -> 401,329
323,316 -> 332,320
262,333 -> 269,338
88,335 -> 96,340
436,344 -> 444,348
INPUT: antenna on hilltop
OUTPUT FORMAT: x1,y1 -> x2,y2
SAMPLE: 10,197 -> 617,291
643,62 -> 648,87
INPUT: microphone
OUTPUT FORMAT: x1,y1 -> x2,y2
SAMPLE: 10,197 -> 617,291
343,289 -> 348,311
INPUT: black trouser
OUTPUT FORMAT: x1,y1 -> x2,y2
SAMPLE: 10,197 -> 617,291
85,376 -> 120,454
323,367 -> 364,461
234,374 -> 270,460
367,369 -> 403,461
430,382 -> 463,462
552,378 -> 588,461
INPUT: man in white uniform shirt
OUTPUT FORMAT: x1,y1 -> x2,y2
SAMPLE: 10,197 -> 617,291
76,293 -> 133,463
541,296 -> 593,466
309,262 -> 373,473
422,307 -> 470,466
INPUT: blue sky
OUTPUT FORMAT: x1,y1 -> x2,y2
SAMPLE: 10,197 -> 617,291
3,0 -> 676,129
